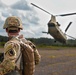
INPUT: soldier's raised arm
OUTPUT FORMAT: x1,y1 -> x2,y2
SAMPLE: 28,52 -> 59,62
0,40 -> 20,75
0,40 -> 21,75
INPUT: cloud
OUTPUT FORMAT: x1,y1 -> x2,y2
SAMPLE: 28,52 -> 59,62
21,29 -> 35,38
24,12 -> 39,25
10,0 -> 40,25
11,0 -> 32,11
0,0 -> 43,38
0,0 -> 7,8
2,12 -> 10,17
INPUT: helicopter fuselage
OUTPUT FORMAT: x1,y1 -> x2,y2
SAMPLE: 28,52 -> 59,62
48,22 -> 67,43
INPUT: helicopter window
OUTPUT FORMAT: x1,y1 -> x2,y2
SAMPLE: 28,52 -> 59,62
48,23 -> 55,27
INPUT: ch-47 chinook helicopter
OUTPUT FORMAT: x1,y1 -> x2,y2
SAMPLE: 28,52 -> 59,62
31,3 -> 76,44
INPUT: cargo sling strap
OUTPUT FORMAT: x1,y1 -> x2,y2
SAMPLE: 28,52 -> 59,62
15,45 -> 23,75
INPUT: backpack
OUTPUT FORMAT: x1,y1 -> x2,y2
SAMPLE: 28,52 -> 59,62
13,36 -> 35,75
20,43 -> 35,75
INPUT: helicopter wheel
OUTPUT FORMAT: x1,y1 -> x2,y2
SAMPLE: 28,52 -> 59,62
54,40 -> 56,43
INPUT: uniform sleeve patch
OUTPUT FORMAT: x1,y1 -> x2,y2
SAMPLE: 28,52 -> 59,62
8,49 -> 15,56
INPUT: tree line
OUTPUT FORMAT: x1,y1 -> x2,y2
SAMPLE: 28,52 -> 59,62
0,35 -> 76,47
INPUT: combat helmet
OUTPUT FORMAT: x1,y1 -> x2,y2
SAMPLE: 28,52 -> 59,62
3,16 -> 23,30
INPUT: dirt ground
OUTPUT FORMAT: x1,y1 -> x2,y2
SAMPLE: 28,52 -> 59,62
0,47 -> 76,75
34,48 -> 76,75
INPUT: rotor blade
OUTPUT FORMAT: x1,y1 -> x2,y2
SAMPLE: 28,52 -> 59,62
56,13 -> 76,16
31,3 -> 76,17
31,3 -> 52,15
65,22 -> 72,32
65,34 -> 76,40
42,31 -> 47,33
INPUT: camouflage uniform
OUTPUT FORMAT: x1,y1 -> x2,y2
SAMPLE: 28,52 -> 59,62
0,16 -> 41,75
0,38 -> 20,75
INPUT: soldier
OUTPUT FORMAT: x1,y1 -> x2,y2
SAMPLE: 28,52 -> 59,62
0,16 -> 41,75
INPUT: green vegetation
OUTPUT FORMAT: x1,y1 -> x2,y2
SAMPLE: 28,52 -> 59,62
0,35 -> 8,48
0,35 -> 76,48
27,38 -> 76,47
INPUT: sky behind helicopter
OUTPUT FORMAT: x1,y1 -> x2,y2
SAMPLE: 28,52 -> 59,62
0,0 -> 76,39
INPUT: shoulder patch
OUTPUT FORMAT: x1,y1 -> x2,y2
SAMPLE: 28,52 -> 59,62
8,49 -> 15,56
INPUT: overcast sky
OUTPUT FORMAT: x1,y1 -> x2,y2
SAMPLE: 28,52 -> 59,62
0,0 -> 76,39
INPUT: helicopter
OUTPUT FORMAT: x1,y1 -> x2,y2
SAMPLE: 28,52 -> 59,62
31,3 -> 76,44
